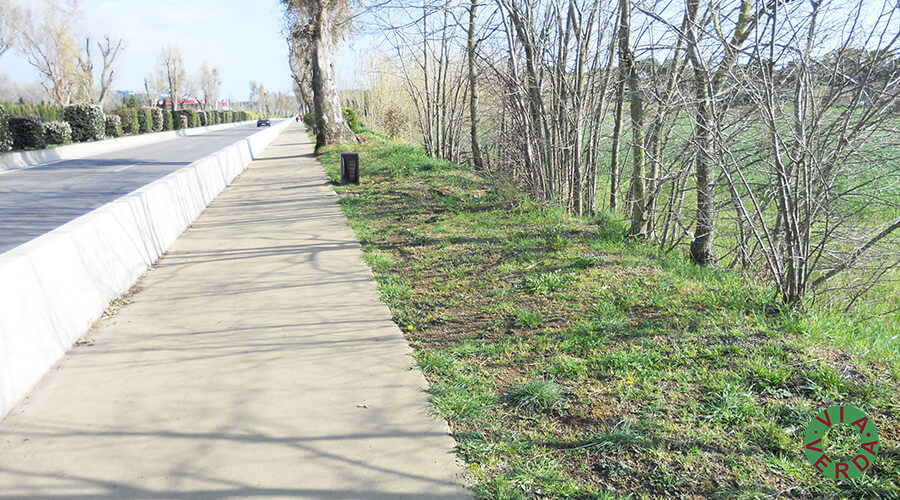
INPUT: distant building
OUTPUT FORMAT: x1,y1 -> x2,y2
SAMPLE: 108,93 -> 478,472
156,97 -> 205,110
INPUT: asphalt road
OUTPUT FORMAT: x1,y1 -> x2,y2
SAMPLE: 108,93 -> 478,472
0,122 -> 278,254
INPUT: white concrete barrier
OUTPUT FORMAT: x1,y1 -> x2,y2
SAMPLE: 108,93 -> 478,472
0,120 -> 259,173
0,119 -> 293,419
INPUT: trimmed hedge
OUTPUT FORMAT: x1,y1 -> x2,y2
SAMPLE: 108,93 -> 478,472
1,102 -> 63,122
9,115 -> 45,149
64,104 -> 105,142
162,108 -> 173,131
44,121 -> 71,145
150,107 -> 163,132
105,115 -> 123,138
0,103 -> 267,155
116,108 -> 139,135
0,104 -> 10,152
137,107 -> 152,134
174,109 -> 198,128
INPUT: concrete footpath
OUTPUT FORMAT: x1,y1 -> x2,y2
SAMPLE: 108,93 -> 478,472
0,124 -> 470,499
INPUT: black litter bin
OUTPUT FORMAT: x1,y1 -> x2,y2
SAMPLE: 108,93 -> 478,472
340,152 -> 360,185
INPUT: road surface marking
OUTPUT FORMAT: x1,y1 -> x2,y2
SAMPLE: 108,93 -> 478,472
113,164 -> 142,172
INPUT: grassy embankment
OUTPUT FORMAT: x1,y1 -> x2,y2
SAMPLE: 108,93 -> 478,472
315,129 -> 898,499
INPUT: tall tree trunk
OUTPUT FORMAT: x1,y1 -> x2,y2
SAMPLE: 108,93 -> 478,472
685,0 -> 760,265
619,0 -> 647,238
608,8 -> 625,213
685,0 -> 715,264
591,20 -> 617,214
311,3 -> 355,154
468,0 -> 484,170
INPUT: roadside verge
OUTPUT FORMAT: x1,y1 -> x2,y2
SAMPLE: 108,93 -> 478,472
0,119 -> 293,419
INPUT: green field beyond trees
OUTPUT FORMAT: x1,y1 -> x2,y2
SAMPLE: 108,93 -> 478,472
316,129 -> 898,499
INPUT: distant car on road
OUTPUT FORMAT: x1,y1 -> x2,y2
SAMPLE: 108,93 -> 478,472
257,118 -> 271,127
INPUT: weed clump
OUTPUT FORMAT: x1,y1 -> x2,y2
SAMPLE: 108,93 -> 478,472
501,380 -> 566,412
522,271 -> 572,295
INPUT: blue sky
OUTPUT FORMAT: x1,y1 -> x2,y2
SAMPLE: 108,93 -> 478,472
2,0 -> 350,100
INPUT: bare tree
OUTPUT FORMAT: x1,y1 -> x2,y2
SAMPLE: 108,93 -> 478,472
74,36 -> 94,104
467,0 -> 484,169
199,62 -> 222,110
619,0 -> 648,238
719,0 -> 900,304
143,71 -> 165,107
13,0 -> 81,106
0,0 -> 22,60
96,35 -> 123,105
158,45 -> 186,111
354,0 -> 899,308
250,80 -> 270,113
684,0 -> 775,265
284,0 -> 356,153
287,28 -> 314,115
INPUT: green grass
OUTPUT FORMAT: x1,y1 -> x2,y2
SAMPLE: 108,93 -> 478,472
502,380 -> 567,413
317,130 -> 899,498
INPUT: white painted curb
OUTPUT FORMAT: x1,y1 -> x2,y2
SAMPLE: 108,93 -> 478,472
0,119 -> 294,419
0,120 -> 259,173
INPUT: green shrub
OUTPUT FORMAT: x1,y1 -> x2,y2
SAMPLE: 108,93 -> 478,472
210,111 -> 219,124
43,121 -> 71,145
0,102 -> 63,122
162,109 -> 173,130
302,112 -> 314,128
150,107 -> 163,132
137,107 -> 152,133
0,104 -> 10,152
8,115 -> 45,149
343,108 -> 360,132
173,109 -> 196,129
105,115 -> 122,138
121,95 -> 141,108
116,108 -> 139,134
198,110 -> 208,127
63,104 -> 104,142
